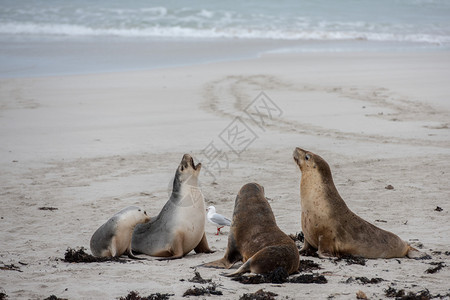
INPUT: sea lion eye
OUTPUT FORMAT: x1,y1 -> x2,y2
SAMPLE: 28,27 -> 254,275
144,211 -> 147,215
180,166 -> 185,171
138,209 -> 141,211
305,154 -> 311,161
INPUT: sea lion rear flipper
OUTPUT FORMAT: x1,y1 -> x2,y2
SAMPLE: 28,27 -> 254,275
224,258 -> 252,277
194,232 -> 214,254
127,249 -> 147,260
202,257 -> 235,269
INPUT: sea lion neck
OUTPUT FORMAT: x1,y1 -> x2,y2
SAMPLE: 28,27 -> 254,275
300,161 -> 343,208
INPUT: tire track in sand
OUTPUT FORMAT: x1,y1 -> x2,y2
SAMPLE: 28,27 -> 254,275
201,74 -> 450,148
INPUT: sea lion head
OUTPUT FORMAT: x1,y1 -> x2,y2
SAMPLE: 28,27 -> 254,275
176,153 -> 202,183
170,154 -> 203,205
293,147 -> 332,180
119,206 -> 151,225
238,182 -> 265,198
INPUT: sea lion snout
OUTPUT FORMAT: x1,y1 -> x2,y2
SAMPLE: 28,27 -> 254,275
293,147 -> 307,166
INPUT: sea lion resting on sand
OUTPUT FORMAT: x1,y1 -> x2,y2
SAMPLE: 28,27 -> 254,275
204,183 -> 300,276
90,206 -> 150,259
293,147 -> 426,259
132,154 -> 213,258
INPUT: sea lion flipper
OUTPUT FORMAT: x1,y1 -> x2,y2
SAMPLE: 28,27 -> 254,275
127,249 -> 147,260
194,233 -> 214,254
406,246 -> 430,260
202,257 -> 234,269
225,259 -> 252,277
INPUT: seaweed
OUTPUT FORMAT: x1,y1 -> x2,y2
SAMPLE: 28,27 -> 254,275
289,274 -> 327,284
425,262 -> 445,274
119,291 -> 173,300
385,287 -> 432,300
239,289 -> 278,300
232,267 -> 327,285
43,296 -> 67,300
355,277 -> 384,284
232,267 -> 288,284
39,207 -> 58,211
289,232 -> 304,243
335,254 -> 367,266
188,270 -> 211,284
63,247 -> 126,263
298,259 -> 321,272
183,284 -> 222,297
0,263 -> 22,272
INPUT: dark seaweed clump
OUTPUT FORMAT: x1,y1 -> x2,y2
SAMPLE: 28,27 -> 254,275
239,289 -> 278,300
64,247 -> 126,263
354,277 -> 384,284
232,267 -> 327,284
298,259 -> 321,272
188,270 -> 211,284
425,262 -> 445,274
335,254 -> 367,266
0,263 -> 22,272
182,284 -> 222,297
289,232 -> 304,243
119,291 -> 173,300
43,296 -> 67,300
289,274 -> 327,284
39,207 -> 58,211
385,287 -> 432,300
232,267 -> 288,284
299,248 -> 320,258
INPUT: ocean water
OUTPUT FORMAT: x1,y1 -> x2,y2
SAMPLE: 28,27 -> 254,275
1,0 -> 449,77
1,0 -> 449,44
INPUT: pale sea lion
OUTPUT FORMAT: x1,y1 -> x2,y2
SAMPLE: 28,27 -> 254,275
204,183 -> 300,276
293,147 -> 426,259
132,154 -> 213,258
90,206 -> 150,259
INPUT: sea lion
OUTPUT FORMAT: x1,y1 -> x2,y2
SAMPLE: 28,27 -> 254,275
90,206 -> 150,259
203,183 -> 300,276
293,147 -> 426,259
132,154 -> 213,258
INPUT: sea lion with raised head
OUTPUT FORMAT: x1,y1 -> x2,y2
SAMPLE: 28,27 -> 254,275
90,206 -> 150,259
293,147 -> 426,259
203,183 -> 300,276
132,154 -> 213,259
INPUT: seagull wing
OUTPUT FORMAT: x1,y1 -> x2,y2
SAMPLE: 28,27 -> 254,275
209,213 -> 232,226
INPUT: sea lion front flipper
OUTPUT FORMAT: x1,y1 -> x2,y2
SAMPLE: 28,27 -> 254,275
194,232 -> 214,254
317,235 -> 335,259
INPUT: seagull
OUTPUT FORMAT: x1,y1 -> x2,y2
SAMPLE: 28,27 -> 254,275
206,206 -> 231,235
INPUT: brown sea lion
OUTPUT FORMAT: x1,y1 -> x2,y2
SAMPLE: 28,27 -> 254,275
203,183 -> 300,276
293,147 -> 426,259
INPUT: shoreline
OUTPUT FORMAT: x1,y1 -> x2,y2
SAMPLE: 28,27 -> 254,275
0,35 -> 448,78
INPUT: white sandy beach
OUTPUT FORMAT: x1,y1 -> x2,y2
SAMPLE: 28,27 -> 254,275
1,51 -> 449,299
